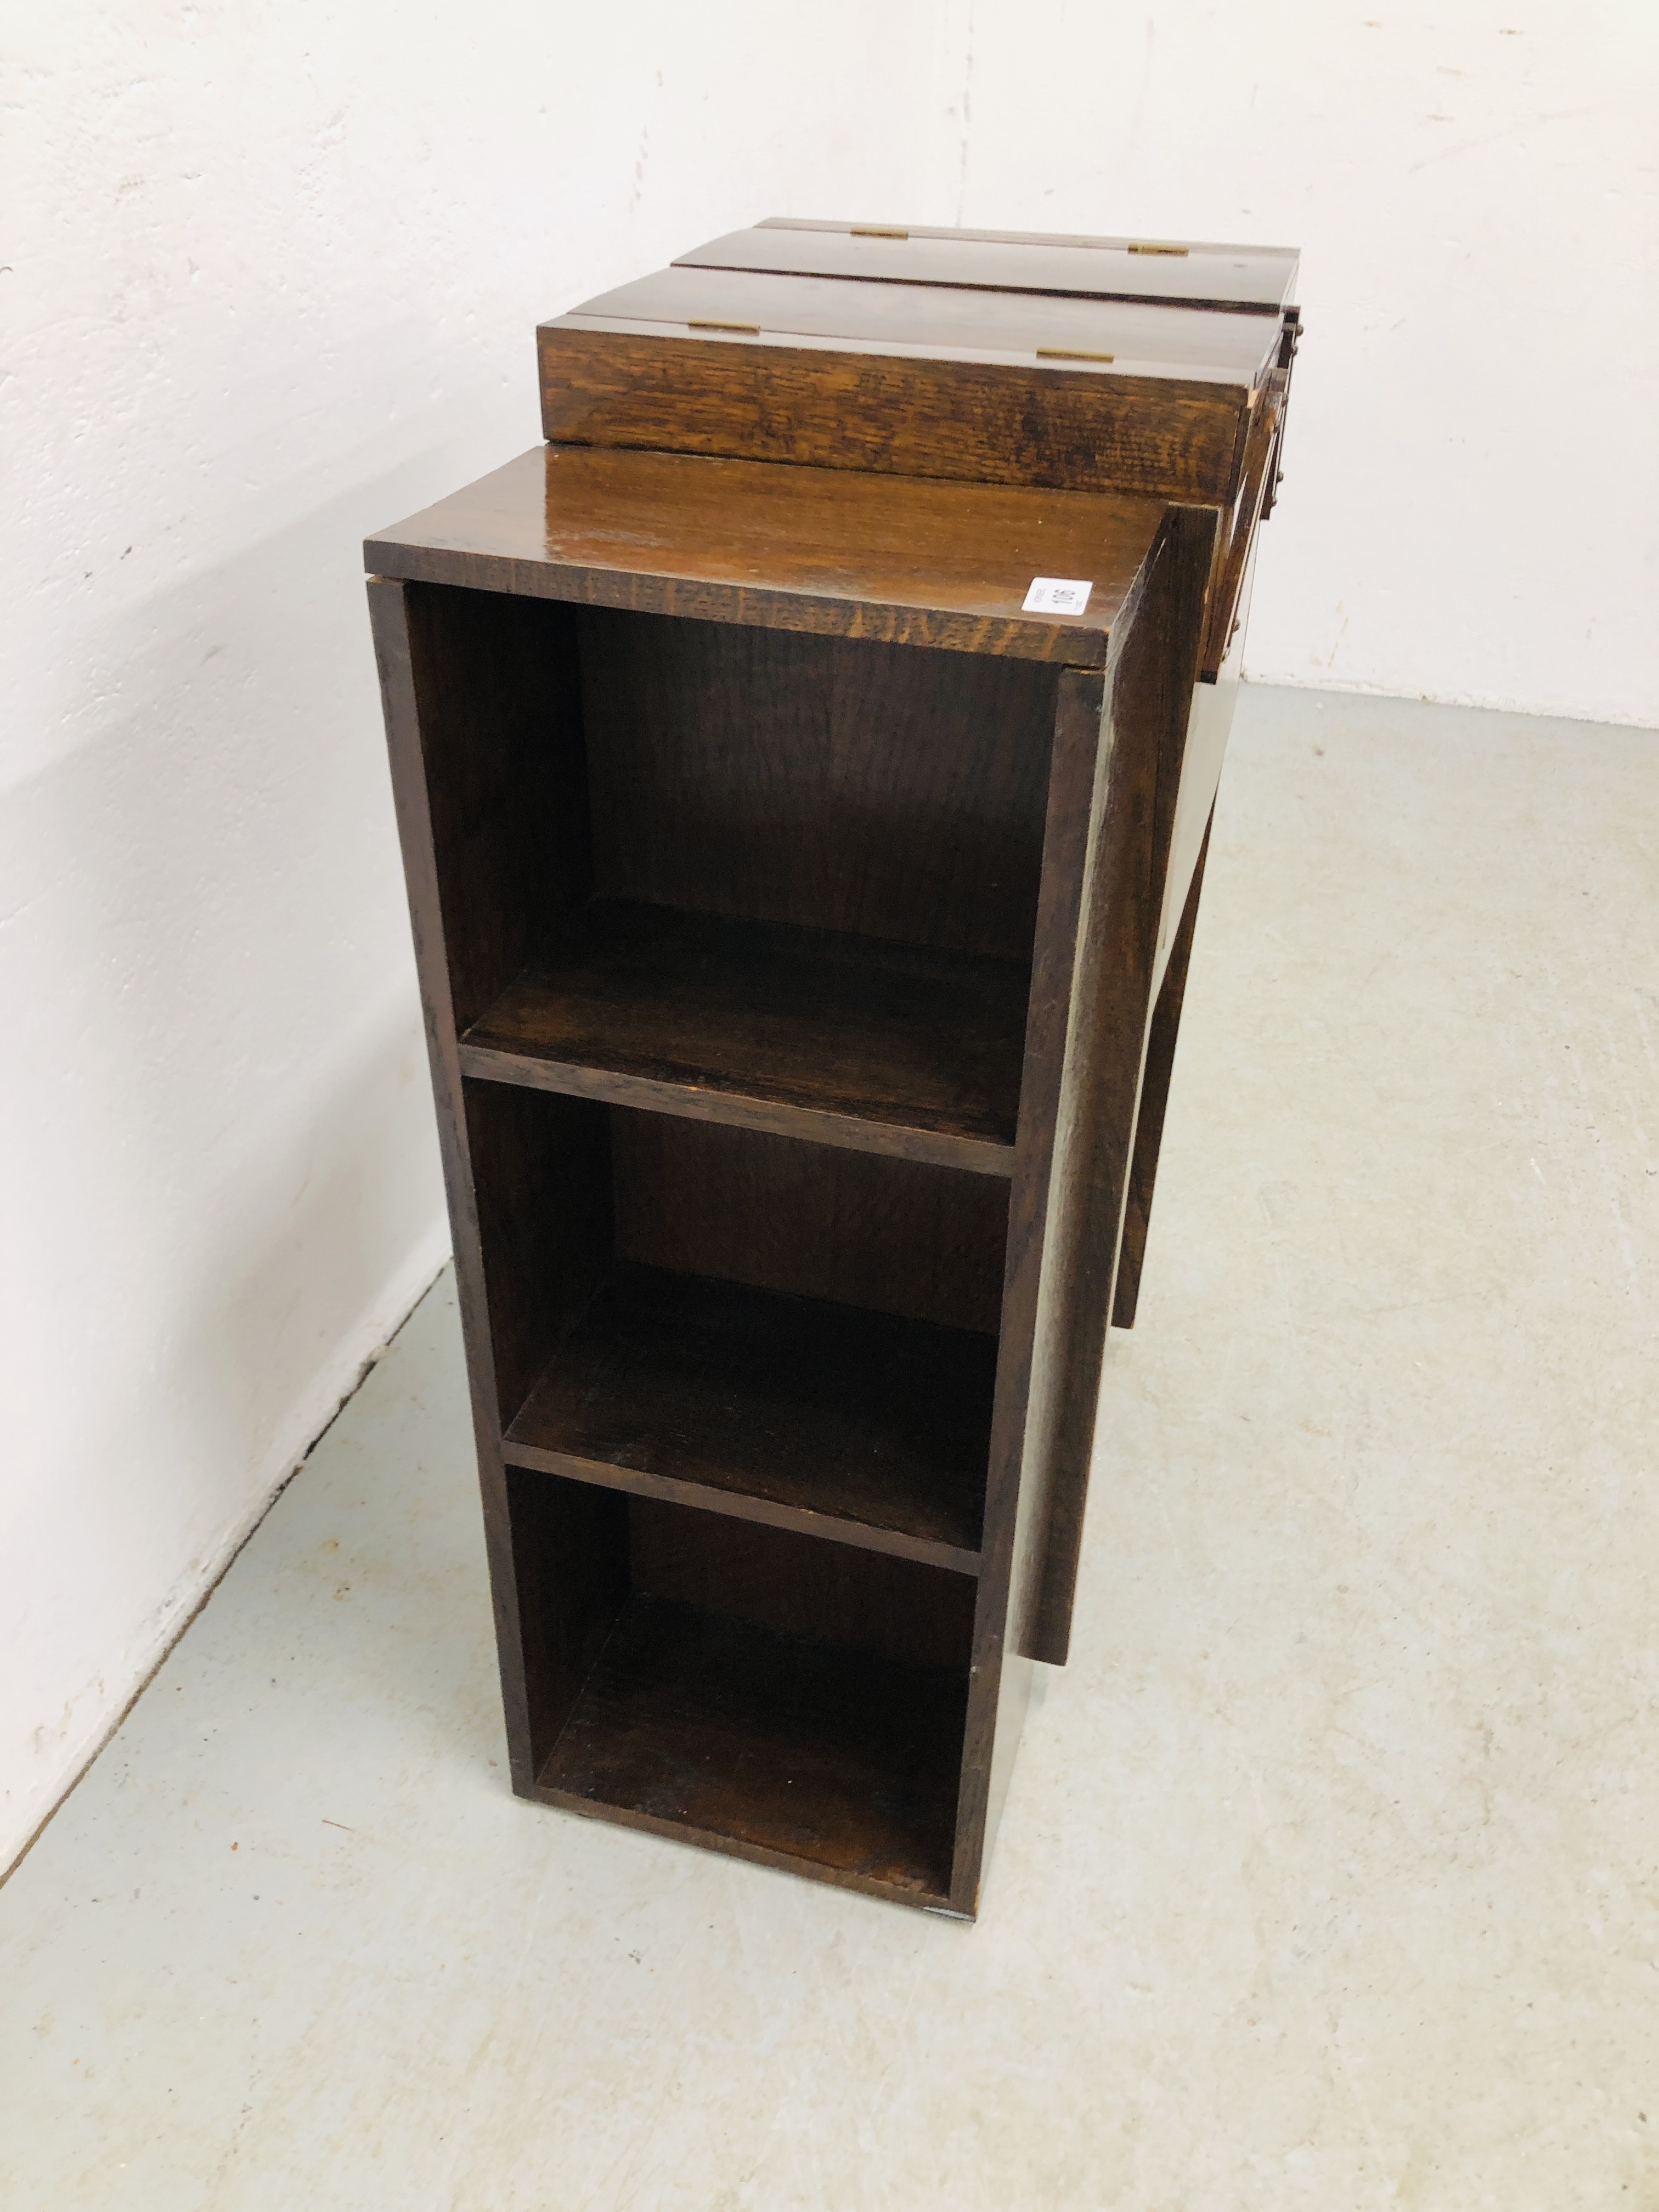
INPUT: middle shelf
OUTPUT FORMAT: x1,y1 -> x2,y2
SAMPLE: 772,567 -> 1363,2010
459,898 -> 1029,1175
503,1263 -> 996,1574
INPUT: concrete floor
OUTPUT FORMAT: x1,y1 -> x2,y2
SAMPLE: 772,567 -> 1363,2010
2,685 -> 1655,2210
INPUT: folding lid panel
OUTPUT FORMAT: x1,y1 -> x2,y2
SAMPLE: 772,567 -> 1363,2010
677,218 -> 1300,317
562,264 -> 1280,391
538,224 -> 1297,514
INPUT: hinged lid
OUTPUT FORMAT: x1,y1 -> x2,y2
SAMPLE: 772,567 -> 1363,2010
563,264 -> 1280,390
677,217 -> 1300,316
534,217 -> 1301,664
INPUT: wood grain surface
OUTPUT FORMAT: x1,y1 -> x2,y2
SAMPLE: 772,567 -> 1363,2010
684,217 -> 1300,313
367,222 -> 1290,1905
461,899 -> 1029,1176
1112,814 -> 1213,1333
503,1262 -> 995,1572
369,444 -> 1169,663
1012,506 -> 1217,1673
610,1113 -> 1009,1338
577,610 -> 1058,957
535,1594 -> 968,1903
571,263 -> 1280,382
535,328 -> 1251,505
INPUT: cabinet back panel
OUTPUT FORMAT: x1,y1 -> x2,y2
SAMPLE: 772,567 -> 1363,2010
627,1496 -> 976,1673
579,611 -> 1056,960
611,1110 -> 1007,1334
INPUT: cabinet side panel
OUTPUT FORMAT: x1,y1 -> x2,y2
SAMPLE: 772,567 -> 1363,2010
368,578 -> 540,1788
507,1469 -> 631,1777
1198,373 -> 1283,677
465,1083 -> 616,1429
1111,815 -> 1212,1332
399,582 -> 590,1031
1111,541 -> 1256,1330
1156,534 -> 1253,997
579,612 -> 1055,961
950,661 -> 1114,1912
1015,506 -> 1217,1668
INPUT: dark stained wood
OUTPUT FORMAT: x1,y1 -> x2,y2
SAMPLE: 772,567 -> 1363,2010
1098,543 -> 1252,1335
383,580 -> 588,1034
573,263 -> 1280,382
536,329 -> 1253,505
367,576 -> 546,1795
1013,506 -> 1217,1673
682,218 -> 1300,313
1262,311 -> 1303,521
368,445 -> 1167,667
611,1114 -> 1009,1338
1199,370 -> 1285,676
434,591 -> 1063,1183
1112,812 -> 1212,1333
504,1263 -> 995,1573
461,899 -> 1026,1176
464,1082 -> 613,1430
947,659 -> 1111,1909
577,611 -> 1058,959
535,1595 -> 968,1903
1157,542 -> 1251,995
625,1500 -> 977,1671
505,1468 -> 630,1776
369,217 -> 1300,1914
948,506 -> 1219,1905
1107,540 -> 1253,1333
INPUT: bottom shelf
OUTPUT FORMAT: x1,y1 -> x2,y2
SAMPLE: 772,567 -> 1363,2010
535,1594 -> 968,1902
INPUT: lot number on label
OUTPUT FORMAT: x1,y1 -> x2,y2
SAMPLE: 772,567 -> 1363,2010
1022,577 -> 1093,616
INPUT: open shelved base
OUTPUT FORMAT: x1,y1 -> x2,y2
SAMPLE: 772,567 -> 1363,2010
369,449 -> 1233,1906
533,1594 -> 968,1907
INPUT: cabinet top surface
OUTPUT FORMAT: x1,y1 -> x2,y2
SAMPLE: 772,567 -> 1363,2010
365,444 -> 1169,666
557,264 -> 1280,391
676,218 -> 1300,314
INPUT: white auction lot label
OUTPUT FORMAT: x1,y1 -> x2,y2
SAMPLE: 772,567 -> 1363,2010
1022,577 -> 1093,615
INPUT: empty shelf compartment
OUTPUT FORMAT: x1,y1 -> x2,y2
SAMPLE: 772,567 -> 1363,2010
461,899 -> 1029,1172
537,1594 -> 969,1901
505,1263 -> 995,1572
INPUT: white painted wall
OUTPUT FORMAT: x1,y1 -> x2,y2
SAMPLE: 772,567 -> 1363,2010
949,0 -> 1659,725
3,0 -> 1648,1875
0,0 -> 968,1874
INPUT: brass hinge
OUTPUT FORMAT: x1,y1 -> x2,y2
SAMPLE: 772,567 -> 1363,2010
687,320 -> 761,335
851,226 -> 909,240
1128,242 -> 1189,256
1036,347 -> 1115,363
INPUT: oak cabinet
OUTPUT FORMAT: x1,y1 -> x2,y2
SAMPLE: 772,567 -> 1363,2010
368,217 -> 1299,1916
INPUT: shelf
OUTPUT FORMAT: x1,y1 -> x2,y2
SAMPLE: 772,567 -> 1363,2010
460,899 -> 1028,1175
534,1594 -> 967,1901
504,1265 -> 994,1573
